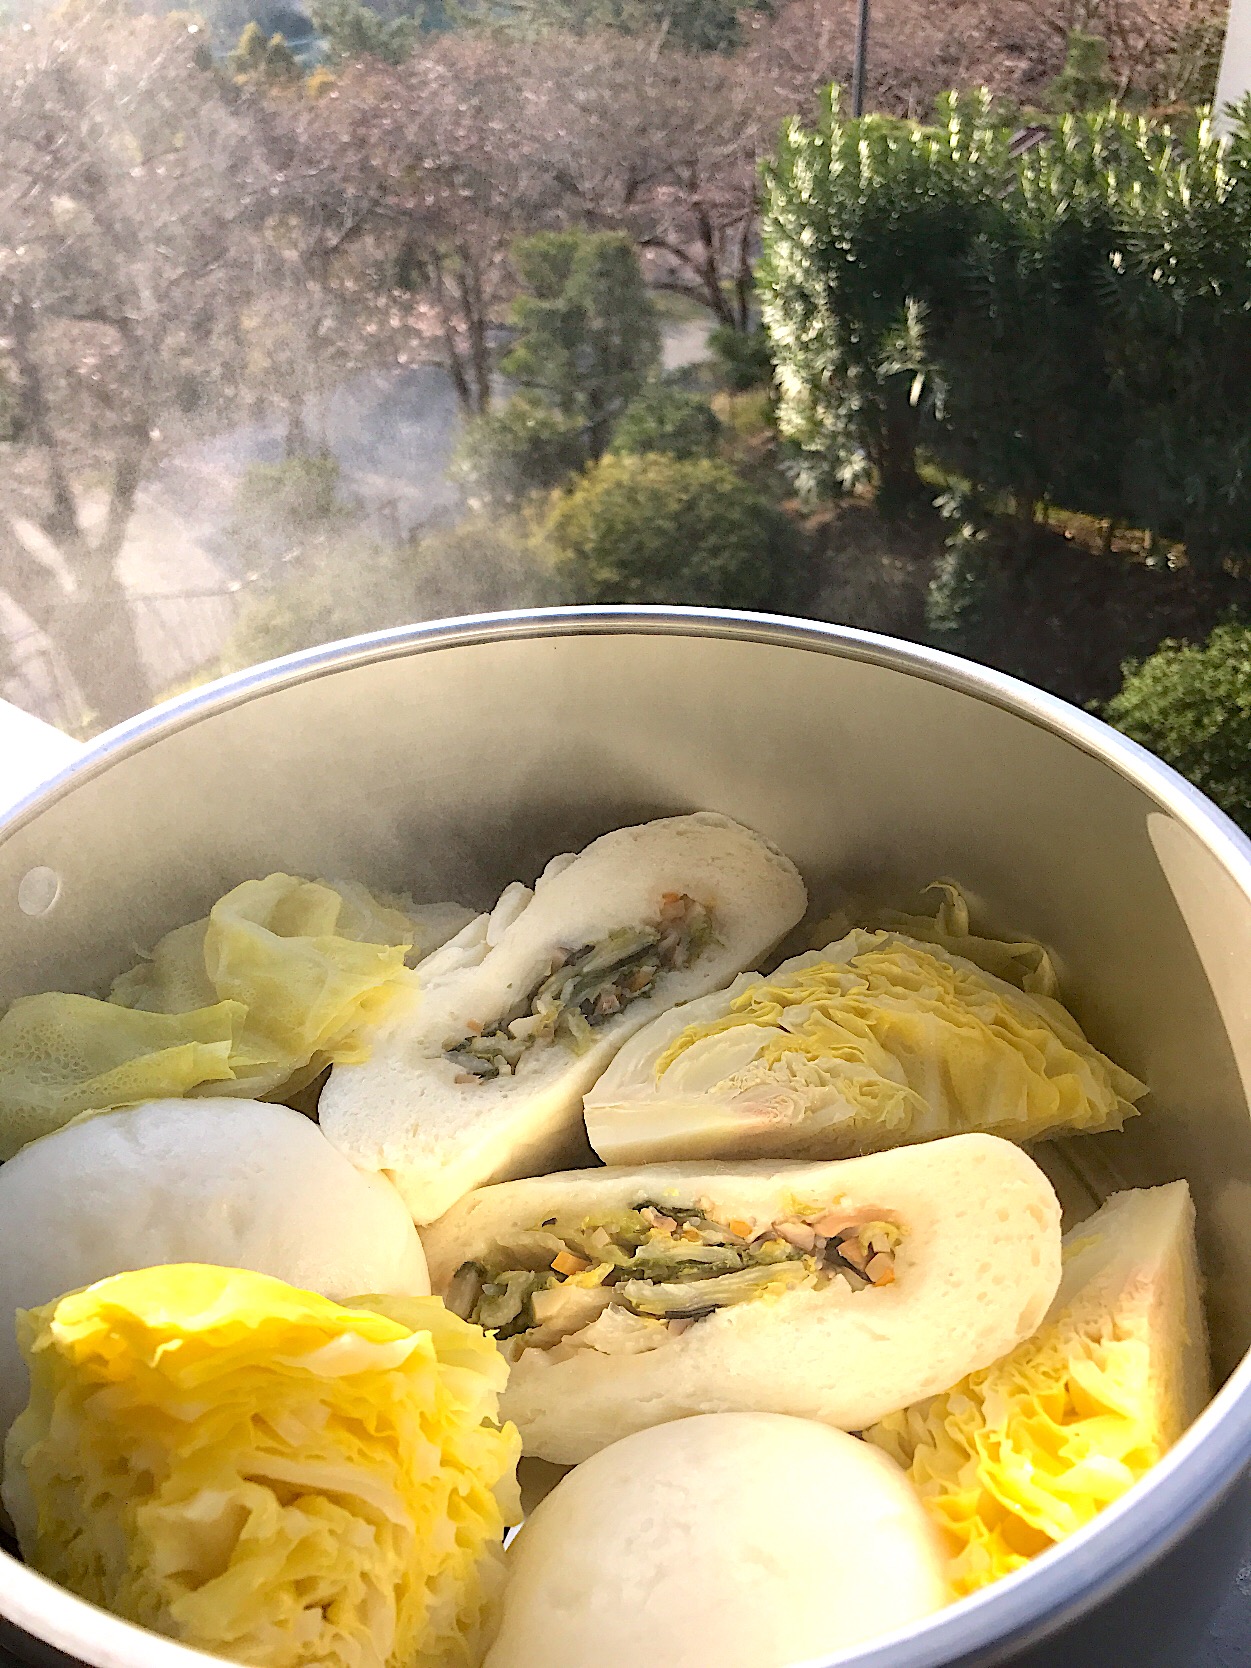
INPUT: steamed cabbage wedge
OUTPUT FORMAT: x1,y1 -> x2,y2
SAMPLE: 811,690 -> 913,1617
583,883 -> 1145,1166
2,1264 -> 521,1668
865,1182 -> 1207,1595
0,874 -> 458,1158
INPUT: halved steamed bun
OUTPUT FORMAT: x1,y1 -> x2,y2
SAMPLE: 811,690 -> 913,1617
0,1097 -> 428,1438
424,1135 -> 1062,1463
320,813 -> 807,1223
484,1413 -> 949,1668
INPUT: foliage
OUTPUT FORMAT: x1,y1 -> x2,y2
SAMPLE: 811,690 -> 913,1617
456,0 -> 770,52
234,454 -> 348,532
713,387 -> 774,439
227,454 -> 351,581
542,452 -> 809,609
924,511 -> 992,641
301,39 -> 568,416
608,386 -> 723,460
761,90 -> 1009,508
1151,15 -> 1223,107
1106,625 -> 1251,832
1,0 -> 1228,732
452,394 -> 587,507
227,20 -> 302,83
517,38 -> 772,329
1046,30 -> 1116,112
708,324 -> 774,391
223,513 -> 556,668
502,231 -> 661,460
761,95 -> 1251,568
308,0 -> 418,64
221,538 -> 392,668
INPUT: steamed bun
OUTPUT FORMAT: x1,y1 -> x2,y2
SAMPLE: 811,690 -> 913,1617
0,1098 -> 428,1438
484,1413 -> 948,1668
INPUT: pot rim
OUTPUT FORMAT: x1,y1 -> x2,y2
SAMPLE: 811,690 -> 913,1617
2,603 -> 1251,1668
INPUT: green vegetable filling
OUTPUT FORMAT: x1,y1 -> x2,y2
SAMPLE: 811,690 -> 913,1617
446,1202 -> 902,1349
445,894 -> 714,1082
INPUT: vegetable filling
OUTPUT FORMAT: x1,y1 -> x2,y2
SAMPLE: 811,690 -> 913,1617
446,893 -> 713,1081
446,1202 -> 903,1353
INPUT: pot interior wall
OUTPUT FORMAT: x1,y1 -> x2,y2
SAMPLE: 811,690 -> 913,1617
2,628 -> 1251,1379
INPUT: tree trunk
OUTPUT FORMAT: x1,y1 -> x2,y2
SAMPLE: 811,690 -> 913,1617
285,400 -> 309,458
429,248 -> 473,413
7,323 -> 153,726
0,517 -> 62,634
875,381 -> 924,517
462,252 -> 492,416
733,218 -> 754,332
57,563 -> 152,730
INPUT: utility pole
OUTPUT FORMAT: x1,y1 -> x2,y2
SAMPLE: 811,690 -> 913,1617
851,0 -> 871,117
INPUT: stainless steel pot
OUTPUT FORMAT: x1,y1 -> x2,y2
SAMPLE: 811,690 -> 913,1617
2,606 -> 1251,1668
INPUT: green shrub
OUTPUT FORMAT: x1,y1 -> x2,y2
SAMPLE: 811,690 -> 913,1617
460,0 -> 762,53
708,324 -> 773,392
609,386 -> 723,460
233,454 -> 347,533
227,454 -> 353,577
402,516 -> 560,616
227,21 -> 301,83
542,453 -> 808,610
760,91 -> 1008,508
503,231 -> 661,461
1153,18 -> 1223,106
453,395 -> 587,507
760,93 -> 1251,566
222,515 -> 555,670
1106,624 -> 1251,832
221,535 -> 397,670
924,514 -> 992,642
309,0 -> 418,63
1046,31 -> 1116,114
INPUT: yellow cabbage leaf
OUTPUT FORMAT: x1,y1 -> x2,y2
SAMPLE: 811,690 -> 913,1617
867,1316 -> 1161,1594
2,1265 -> 521,1668
865,1184 -> 1202,1596
0,875 -> 419,1155
654,923 -> 1143,1150
0,996 -> 239,1161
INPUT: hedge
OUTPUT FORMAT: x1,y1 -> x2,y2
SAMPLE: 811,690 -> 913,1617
760,91 -> 1251,571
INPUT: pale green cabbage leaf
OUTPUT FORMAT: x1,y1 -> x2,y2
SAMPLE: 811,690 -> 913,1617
0,874 -> 419,1157
0,996 -> 240,1160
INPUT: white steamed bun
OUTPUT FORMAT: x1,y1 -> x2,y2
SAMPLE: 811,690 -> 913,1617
0,1097 -> 428,1438
484,1413 -> 949,1668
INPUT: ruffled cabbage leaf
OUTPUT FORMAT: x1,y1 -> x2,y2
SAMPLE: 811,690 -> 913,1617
858,879 -> 1060,996
0,995 -> 240,1161
868,1310 -> 1161,1594
865,1185 -> 1202,1595
111,874 -> 420,1098
2,1264 -> 521,1668
0,874 -> 422,1156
